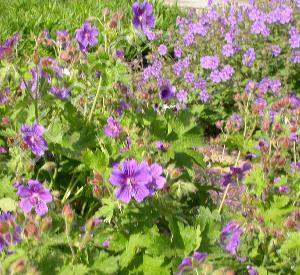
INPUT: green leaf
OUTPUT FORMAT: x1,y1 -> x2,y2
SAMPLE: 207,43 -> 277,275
244,166 -> 266,196
95,198 -> 118,223
92,252 -> 119,274
81,149 -> 109,172
119,233 -> 151,268
0,197 -> 17,211
141,255 -> 170,275
179,223 -> 201,255
58,264 -> 89,275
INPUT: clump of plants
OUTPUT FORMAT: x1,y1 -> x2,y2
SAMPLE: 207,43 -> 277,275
0,0 -> 299,274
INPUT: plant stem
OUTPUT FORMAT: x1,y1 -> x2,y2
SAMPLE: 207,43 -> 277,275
88,76 -> 102,123
65,220 -> 75,260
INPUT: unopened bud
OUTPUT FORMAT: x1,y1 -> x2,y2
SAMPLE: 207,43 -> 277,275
62,204 -> 75,224
0,221 -> 9,234
25,222 -> 38,237
41,216 -> 52,232
85,218 -> 96,232
33,50 -> 40,65
10,259 -> 26,273
102,8 -> 110,17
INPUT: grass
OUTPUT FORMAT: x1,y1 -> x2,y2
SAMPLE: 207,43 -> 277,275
0,0 -> 185,42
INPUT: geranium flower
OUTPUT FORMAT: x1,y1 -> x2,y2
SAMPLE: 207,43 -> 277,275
109,159 -> 151,203
17,180 -> 53,216
132,1 -> 155,32
75,21 -> 98,50
21,123 -> 48,157
104,116 -> 122,139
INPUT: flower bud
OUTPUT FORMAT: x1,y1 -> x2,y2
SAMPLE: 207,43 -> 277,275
1,116 -> 10,126
85,218 -> 96,232
10,259 -> 26,273
15,211 -> 25,224
33,50 -> 40,65
25,222 -> 38,237
102,7 -> 110,17
0,221 -> 9,234
41,216 -> 52,232
62,204 -> 75,224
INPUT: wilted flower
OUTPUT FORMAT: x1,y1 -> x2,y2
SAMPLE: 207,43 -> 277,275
75,21 -> 98,51
104,116 -> 122,138
17,180 -> 53,216
21,123 -> 48,157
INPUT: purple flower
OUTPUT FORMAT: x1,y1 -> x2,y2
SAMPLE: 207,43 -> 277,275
159,79 -> 174,101
289,27 -> 300,49
75,21 -> 98,51
21,123 -> 48,157
17,180 -> 53,216
195,78 -> 207,89
269,45 -> 281,57
242,48 -> 256,67
221,221 -> 243,255
0,146 -> 7,154
155,141 -> 167,151
49,86 -> 70,100
109,159 -> 151,203
223,44 -> 239,57
251,20 -> 270,37
178,251 -> 208,274
247,266 -> 258,275
20,68 -> 38,96
184,72 -> 194,83
199,89 -> 210,103
0,88 -> 10,105
174,45 -> 182,58
222,163 -> 251,186
0,212 -> 21,252
102,240 -> 110,248
119,136 -> 132,153
277,185 -> 289,193
158,44 -> 167,56
115,49 -> 125,59
132,2 -> 155,32
227,114 -> 242,130
176,90 -> 188,103
200,55 -> 219,70
104,116 -> 122,139
291,51 -> 300,64
147,163 -> 166,195
291,161 -> 300,173
56,30 -> 70,48
0,33 -> 20,59
219,65 -> 234,81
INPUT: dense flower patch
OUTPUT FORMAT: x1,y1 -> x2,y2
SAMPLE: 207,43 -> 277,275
0,0 -> 299,274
